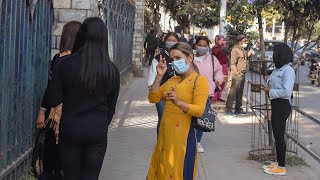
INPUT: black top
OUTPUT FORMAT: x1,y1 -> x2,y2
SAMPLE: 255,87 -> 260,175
45,51 -> 120,126
144,34 -> 159,51
41,53 -> 69,109
155,50 -> 175,85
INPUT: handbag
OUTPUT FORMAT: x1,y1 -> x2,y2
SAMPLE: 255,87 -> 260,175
31,104 -> 64,180
191,75 -> 216,132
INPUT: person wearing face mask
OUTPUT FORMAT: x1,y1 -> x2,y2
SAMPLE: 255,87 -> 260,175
148,32 -> 179,136
262,43 -> 295,176
212,35 -> 229,102
193,36 -> 224,153
147,42 -> 209,180
225,35 -> 249,116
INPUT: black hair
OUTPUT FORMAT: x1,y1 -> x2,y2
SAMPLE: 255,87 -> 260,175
196,36 -> 210,46
174,26 -> 182,33
72,17 -> 119,95
273,43 -> 293,69
60,21 -> 81,53
164,32 -> 179,42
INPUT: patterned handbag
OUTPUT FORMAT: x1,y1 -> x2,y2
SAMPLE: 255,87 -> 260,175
191,75 -> 216,132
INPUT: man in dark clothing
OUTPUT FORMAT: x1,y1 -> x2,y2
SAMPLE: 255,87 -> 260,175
225,35 -> 249,116
144,29 -> 159,66
174,26 -> 188,42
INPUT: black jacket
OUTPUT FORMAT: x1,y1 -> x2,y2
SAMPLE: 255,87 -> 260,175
45,51 -> 120,127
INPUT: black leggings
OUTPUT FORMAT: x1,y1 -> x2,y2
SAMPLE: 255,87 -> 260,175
60,121 -> 108,180
271,99 -> 292,167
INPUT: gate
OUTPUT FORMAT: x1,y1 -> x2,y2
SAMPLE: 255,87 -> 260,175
0,0 -> 53,179
102,0 -> 135,73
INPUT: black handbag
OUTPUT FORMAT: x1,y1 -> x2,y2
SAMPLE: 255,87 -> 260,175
191,75 -> 216,132
32,118 -> 63,180
211,55 -> 220,93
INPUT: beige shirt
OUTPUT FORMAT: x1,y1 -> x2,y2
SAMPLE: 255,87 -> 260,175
230,44 -> 247,76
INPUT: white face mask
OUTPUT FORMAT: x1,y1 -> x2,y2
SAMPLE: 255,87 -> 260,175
242,43 -> 248,49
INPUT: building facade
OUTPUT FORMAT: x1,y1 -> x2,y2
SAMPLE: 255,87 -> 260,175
51,0 -> 99,56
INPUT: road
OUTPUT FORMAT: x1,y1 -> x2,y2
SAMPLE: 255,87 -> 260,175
295,64 -> 320,157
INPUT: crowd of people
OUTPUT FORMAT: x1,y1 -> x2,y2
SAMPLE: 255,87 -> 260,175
33,19 -> 295,180
145,26 -> 295,178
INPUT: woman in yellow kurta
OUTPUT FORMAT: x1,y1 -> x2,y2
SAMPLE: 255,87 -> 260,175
147,42 -> 209,180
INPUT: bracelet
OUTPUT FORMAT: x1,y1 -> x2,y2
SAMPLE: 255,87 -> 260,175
40,107 -> 47,111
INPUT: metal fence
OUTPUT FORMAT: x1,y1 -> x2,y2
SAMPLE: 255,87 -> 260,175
247,61 -> 299,163
0,0 -> 53,179
102,0 -> 135,73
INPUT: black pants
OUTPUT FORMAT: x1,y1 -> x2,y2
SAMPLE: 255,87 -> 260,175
60,119 -> 108,180
271,99 -> 292,167
146,49 -> 156,66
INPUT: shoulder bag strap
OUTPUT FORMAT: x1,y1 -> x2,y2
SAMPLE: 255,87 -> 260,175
192,74 -> 200,100
211,55 -> 215,81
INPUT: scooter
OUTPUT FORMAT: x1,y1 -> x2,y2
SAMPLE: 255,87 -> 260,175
308,55 -> 320,86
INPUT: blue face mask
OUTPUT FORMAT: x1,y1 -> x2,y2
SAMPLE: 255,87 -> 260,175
196,46 -> 209,56
172,59 -> 190,75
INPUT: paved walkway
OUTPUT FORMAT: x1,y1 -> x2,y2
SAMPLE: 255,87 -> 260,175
99,68 -> 320,180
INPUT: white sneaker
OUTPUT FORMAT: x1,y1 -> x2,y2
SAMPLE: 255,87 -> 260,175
197,142 -> 204,153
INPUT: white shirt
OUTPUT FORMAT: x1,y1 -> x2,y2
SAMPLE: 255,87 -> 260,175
148,58 -> 159,87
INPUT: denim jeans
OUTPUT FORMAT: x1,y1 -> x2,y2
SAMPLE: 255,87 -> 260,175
156,100 -> 165,136
196,96 -> 212,142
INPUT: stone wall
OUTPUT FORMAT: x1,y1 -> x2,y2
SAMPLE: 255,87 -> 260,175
131,0 -> 145,70
51,0 -> 99,57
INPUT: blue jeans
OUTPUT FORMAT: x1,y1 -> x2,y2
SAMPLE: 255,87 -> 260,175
196,96 -> 212,143
156,100 -> 165,136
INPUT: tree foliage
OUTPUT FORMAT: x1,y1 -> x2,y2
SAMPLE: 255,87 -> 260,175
144,0 -> 161,33
224,0 -> 256,48
226,0 -> 320,50
273,0 -> 320,45
161,0 -> 220,33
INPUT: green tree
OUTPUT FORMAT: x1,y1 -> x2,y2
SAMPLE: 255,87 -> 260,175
274,0 -> 320,46
224,0 -> 256,48
161,0 -> 220,34
145,0 -> 161,33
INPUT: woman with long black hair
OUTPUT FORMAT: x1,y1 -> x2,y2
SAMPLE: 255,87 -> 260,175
262,43 -> 295,176
45,17 -> 120,180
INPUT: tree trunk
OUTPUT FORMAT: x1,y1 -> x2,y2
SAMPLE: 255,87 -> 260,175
291,25 -> 297,50
258,10 -> 273,151
182,24 -> 190,34
177,15 -> 190,35
284,24 -> 289,44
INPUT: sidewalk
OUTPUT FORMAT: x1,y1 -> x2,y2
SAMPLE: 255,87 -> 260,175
99,68 -> 320,180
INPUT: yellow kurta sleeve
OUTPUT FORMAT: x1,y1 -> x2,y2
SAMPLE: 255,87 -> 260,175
187,76 -> 209,117
148,82 -> 166,103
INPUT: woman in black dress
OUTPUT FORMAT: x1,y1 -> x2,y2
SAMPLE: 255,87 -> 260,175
33,21 -> 81,180
45,17 -> 120,180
